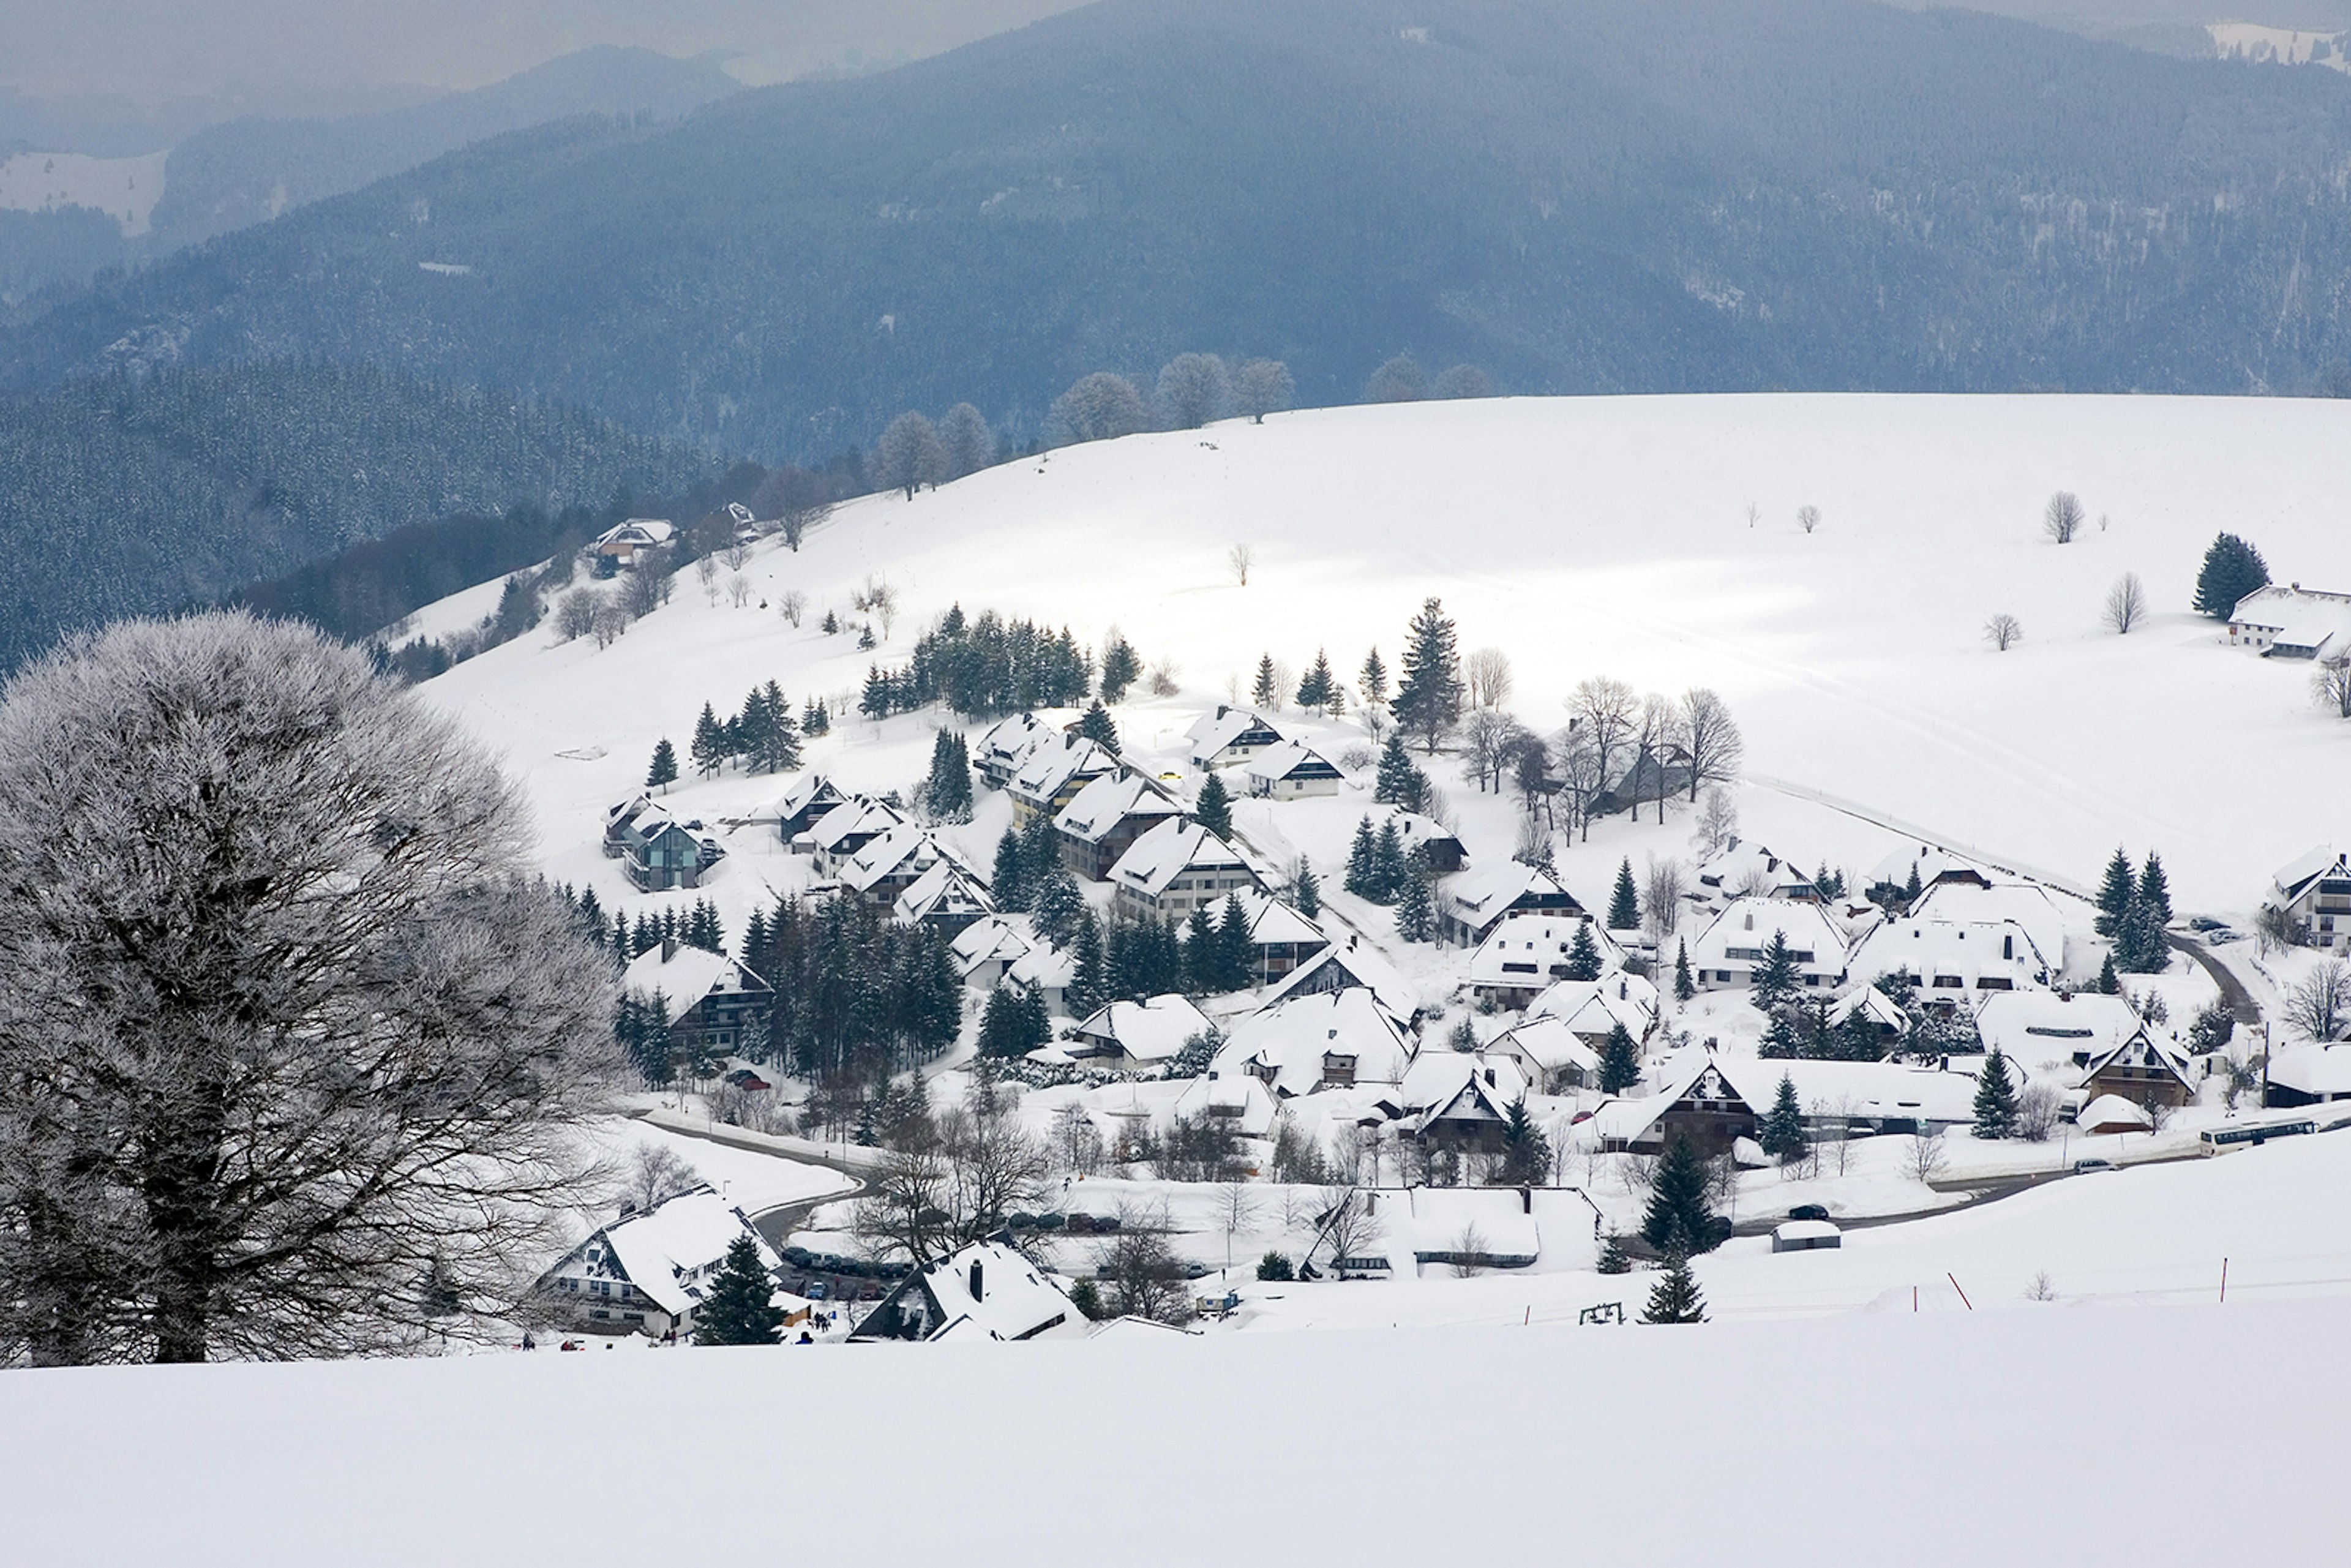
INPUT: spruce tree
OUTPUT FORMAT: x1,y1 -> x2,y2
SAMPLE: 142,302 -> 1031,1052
1673,939 -> 1697,1003
991,828 -> 1032,912
1903,863 -> 1922,909
1640,1251 -> 1708,1324
1758,1010 -> 1800,1059
1033,866 -> 1087,950
1760,1074 -> 1808,1162
1750,931 -> 1800,1011
853,1097 -> 879,1146
1251,653 -> 1281,710
1393,596 -> 1464,752
1395,871 -> 1436,943
2137,852 -> 2173,929
2095,847 -> 2135,937
1218,892 -> 1258,990
1595,1233 -> 1632,1274
1078,700 -> 1120,754
979,983 -> 1045,1057
1371,817 -> 1409,903
926,729 -> 973,822
1194,770 -> 1235,839
1640,1134 -> 1725,1256
1564,920 -> 1604,981
1499,1097 -> 1551,1184
1066,911 -> 1108,1018
1608,858 -> 1640,930
1374,733 -> 1428,811
1358,648 -> 1389,708
1182,906 -> 1219,994
647,737 -> 679,789
694,1234 -> 784,1346
1972,1048 -> 2020,1139
1292,864 -> 1321,919
1344,817 -> 1379,898
2192,532 -> 2270,620
1295,649 -> 1337,712
1598,1024 -> 1641,1094
2119,892 -> 2169,975
689,702 -> 727,776
2097,952 -> 2120,994
1099,634 -> 1142,703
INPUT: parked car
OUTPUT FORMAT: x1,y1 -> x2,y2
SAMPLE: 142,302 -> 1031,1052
1787,1204 -> 1830,1221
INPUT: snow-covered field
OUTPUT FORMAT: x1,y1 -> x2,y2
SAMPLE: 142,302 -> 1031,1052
0,149 -> 168,234
427,393 -> 2351,921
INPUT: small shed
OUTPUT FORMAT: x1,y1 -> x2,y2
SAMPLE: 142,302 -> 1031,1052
1771,1219 -> 1842,1253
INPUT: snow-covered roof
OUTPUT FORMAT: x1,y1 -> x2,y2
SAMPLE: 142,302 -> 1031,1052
1689,898 -> 1851,971
1390,1187 -> 1541,1264
1695,838 -> 1813,899
2233,585 -> 2351,653
1185,705 -> 1281,761
2268,845 -> 2348,904
1439,859 -> 1575,925
1714,1057 -> 1985,1127
1073,994 -> 1214,1063
594,517 -> 677,548
975,712 -> 1059,774
1526,973 -> 1658,1040
598,1190 -> 773,1320
1847,916 -> 2049,992
1215,988 -> 1415,1096
1010,733 -> 1117,803
1235,889 -> 1326,948
1055,772 -> 1180,843
2077,1093 -> 2153,1133
763,772 -> 845,823
868,1241 -> 1089,1343
1171,1072 -> 1279,1136
1864,842 -> 1987,893
623,943 -> 764,1009
1107,818 -> 1252,899
1909,880 -> 2067,972
2267,1044 -> 2351,1098
1261,936 -> 1422,1022
809,795 -> 904,853
841,822 -> 936,893
1396,1052 -> 1531,1133
1467,912 -> 1622,989
894,858 -> 995,925
1384,810 -> 1464,855
1829,985 -> 1909,1033
1486,1015 -> 1603,1078
1007,942 -> 1075,992
2078,1026 -> 2193,1089
951,914 -> 1033,975
1239,739 -> 1341,784
1974,991 -> 2142,1066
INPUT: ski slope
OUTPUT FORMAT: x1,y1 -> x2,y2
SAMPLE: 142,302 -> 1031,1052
425,392 -> 2351,920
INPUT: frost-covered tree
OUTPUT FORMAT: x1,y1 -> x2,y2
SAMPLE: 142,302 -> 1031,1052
1232,358 -> 1294,424
1759,1075 -> 1808,1163
926,729 -> 973,822
873,412 -> 949,500
2284,959 -> 2351,1042
1047,372 -> 1149,446
0,613 -> 617,1365
940,402 -> 994,480
2043,490 -> 2085,544
2193,533 -> 2269,620
1155,353 -> 1231,429
1365,354 -> 1427,403
1099,632 -> 1143,704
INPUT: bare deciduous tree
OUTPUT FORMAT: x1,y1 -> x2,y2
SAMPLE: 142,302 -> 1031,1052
2314,655 -> 2351,719
852,576 -> 899,641
1796,504 -> 1821,534
1148,657 -> 1182,699
1643,857 -> 1689,947
2044,490 -> 2085,544
1905,1128 -> 1949,1186
1568,677 -> 1638,808
1449,1223 -> 1490,1277
1692,786 -> 1739,857
1155,353 -> 1231,430
874,411 -> 948,500
853,1095 -> 1051,1264
1985,613 -> 2023,651
1232,359 -> 1294,424
1464,647 -> 1513,710
623,1145 -> 700,1215
778,589 -> 808,628
591,598 -> 629,649
1317,1188 -> 1386,1270
0,613 -> 619,1365
554,587 -> 602,643
1679,688 -> 1744,802
2284,959 -> 2351,1041
1095,1201 -> 1190,1324
695,553 -> 721,604
1228,543 -> 1254,586
2016,1083 -> 2063,1142
1632,692 -> 1685,823
940,402 -> 995,479
2104,572 -> 2148,635
727,572 -> 753,609
1461,708 -> 1526,794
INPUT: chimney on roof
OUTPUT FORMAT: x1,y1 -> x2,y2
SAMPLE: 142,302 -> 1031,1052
970,1259 -> 984,1301
662,937 -> 678,961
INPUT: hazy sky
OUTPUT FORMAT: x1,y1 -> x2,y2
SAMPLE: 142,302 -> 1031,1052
4,1 -> 2349,100
0,1 -> 1092,99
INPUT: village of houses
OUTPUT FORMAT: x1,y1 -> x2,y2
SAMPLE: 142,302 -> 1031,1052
531,565 -> 2351,1345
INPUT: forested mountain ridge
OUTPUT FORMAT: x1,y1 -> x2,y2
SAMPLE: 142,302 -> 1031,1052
9,0 -> 2351,459
0,361 -> 719,670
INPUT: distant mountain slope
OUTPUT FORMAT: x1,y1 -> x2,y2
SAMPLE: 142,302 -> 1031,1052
0,361 -> 718,670
145,47 -> 744,251
9,0 -> 2351,454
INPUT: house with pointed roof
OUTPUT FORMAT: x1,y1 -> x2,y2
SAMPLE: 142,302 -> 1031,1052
1070,994 -> 1215,1071
1909,880 -> 2068,975
2078,1025 -> 2197,1111
1055,772 -> 1184,880
2226,583 -> 2351,659
1215,988 -> 1415,1097
1171,1072 -> 1280,1139
840,822 -> 943,907
2262,845 -> 2351,954
1383,811 -> 1468,874
624,942 -> 774,1061
1485,1015 -> 1604,1091
1466,912 -> 1624,1010
1595,1054 -> 1760,1156
1009,733 -> 1120,827
768,773 -> 850,842
1187,705 -> 1284,769
849,1240 -> 1088,1343
1394,1052 -> 1532,1151
808,796 -> 907,876
537,1187 -> 775,1338
1846,915 -> 2048,1008
604,793 -> 726,891
1714,1057 -> 1986,1137
1107,818 -> 1259,921
590,517 -> 677,572
1239,740 -> 1344,800
1693,838 -> 1819,906
950,915 -> 1033,989
1262,934 -> 1423,1023
1230,890 -> 1330,985
1527,972 -> 1660,1048
1974,991 -> 2143,1072
893,856 -> 996,934
2265,1043 -> 2351,1107
1687,898 -> 1851,993
1864,842 -> 1992,904
1436,860 -> 1584,947
973,712 -> 1063,789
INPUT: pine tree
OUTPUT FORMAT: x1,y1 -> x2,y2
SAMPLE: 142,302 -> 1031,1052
1903,863 -> 1922,909
1640,1134 -> 1725,1256
685,899 -> 725,954
1395,871 -> 1436,943
1750,931 -> 1800,1011
1099,634 -> 1143,703
1068,1278 -> 1104,1321
2095,847 -> 2135,938
1598,1024 -> 1641,1094
1251,653 -> 1281,709
1183,906 -> 1219,993
1371,817 -> 1409,903
1066,910 -> 1108,1017
1608,858 -> 1640,931
1758,1010 -> 1801,1059
979,983 -> 1048,1057
1217,892 -> 1258,990
1499,1097 -> 1551,1184
754,681 -> 801,773
2098,952 -> 2120,994
853,1097 -> 879,1146
2118,892 -> 2169,975
689,702 -> 727,776
1359,648 -> 1389,707
2192,532 -> 2270,620
2137,852 -> 2173,929
1194,770 -> 1234,839
741,907 -> 769,962
1344,817 -> 1379,898
926,729 -> 973,822
1760,1074 -> 1808,1162
992,828 -> 1032,912
801,699 -> 830,737
1292,863 -> 1321,919
1564,920 -> 1604,981
694,1233 -> 784,1346
1972,1048 -> 2020,1139
1393,597 -> 1463,752
1374,733 -> 1428,810
1595,1234 -> 1632,1274
1673,939 -> 1696,1003
1640,1251 -> 1708,1324
647,737 -> 679,789
1295,648 -> 1337,712
1078,700 -> 1120,754
1033,866 -> 1087,950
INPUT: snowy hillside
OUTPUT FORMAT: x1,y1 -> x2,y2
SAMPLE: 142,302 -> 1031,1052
2210,21 -> 2351,71
424,392 -> 2351,920
0,149 -> 168,234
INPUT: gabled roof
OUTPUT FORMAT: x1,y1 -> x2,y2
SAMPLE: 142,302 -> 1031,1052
1439,859 -> 1578,925
1239,739 -> 1342,784
1864,842 -> 1987,893
853,1240 -> 1087,1343
2078,1025 -> 2194,1090
1713,1057 -> 1985,1127
809,795 -> 904,852
1395,1051 -> 1530,1132
1528,973 -> 1658,1039
2269,845 -> 2348,904
1486,1015 -> 1603,1078
1829,984 -> 1910,1033
1468,913 -> 1622,989
594,517 -> 677,548
2267,1043 -> 2351,1098
623,944 -> 769,1010
1908,880 -> 2066,970
1261,936 -> 1422,1021
1694,838 -> 1814,898
1234,889 -> 1326,948
1974,991 -> 2142,1065
596,1189 -> 774,1320
1689,898 -> 1852,967
894,858 -> 996,925
1007,942 -> 1075,993
1171,1072 -> 1280,1136
1010,733 -> 1117,803
1847,915 -> 2046,988
1073,994 -> 1214,1063
951,914 -> 1033,976
1185,705 -> 1282,760
841,822 -> 936,893
1383,810 -> 1466,855
1107,819 -> 1252,899
1055,772 -> 1181,842
1215,988 -> 1416,1095
763,772 -> 846,822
